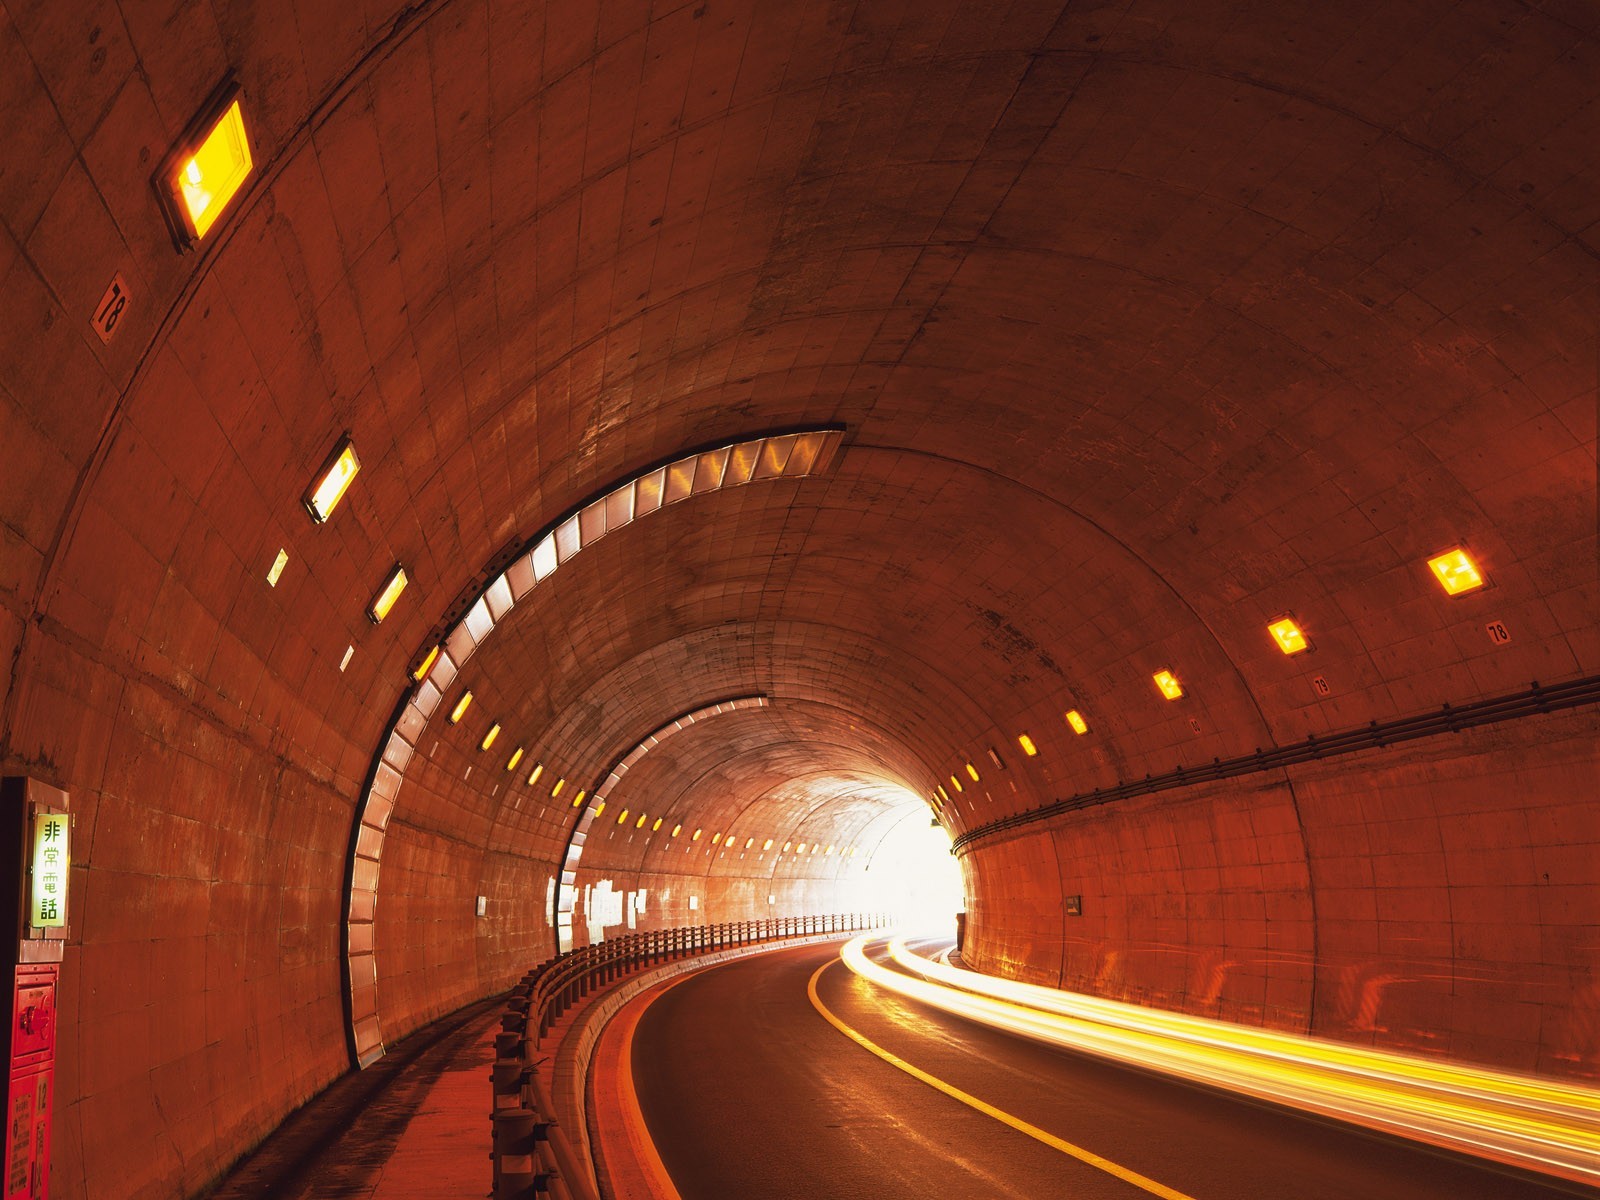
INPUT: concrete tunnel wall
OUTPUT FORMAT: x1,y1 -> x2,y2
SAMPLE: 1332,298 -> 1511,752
0,1 -> 1595,1198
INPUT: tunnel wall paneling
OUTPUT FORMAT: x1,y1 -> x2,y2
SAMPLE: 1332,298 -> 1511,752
961,711 -> 1599,1080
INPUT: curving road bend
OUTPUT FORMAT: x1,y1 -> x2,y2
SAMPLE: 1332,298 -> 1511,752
621,938 -> 1588,1200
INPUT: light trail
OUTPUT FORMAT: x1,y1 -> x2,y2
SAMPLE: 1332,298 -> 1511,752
839,934 -> 1600,1189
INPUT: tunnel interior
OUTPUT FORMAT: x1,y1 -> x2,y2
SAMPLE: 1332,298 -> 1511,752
0,1 -> 1594,1197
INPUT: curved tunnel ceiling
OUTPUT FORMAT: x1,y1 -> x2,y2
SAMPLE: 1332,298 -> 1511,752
0,0 -> 1595,1170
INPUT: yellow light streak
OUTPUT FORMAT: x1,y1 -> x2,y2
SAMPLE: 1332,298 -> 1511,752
807,959 -> 1195,1200
838,936 -> 1600,1189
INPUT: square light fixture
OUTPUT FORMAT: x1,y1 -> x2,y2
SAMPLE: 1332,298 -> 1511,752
1153,670 -> 1184,700
449,691 -> 473,723
1017,733 -> 1039,756
1267,616 -> 1311,656
1428,548 -> 1486,596
155,80 -> 253,247
1065,710 -> 1089,735
367,564 -> 408,624
304,436 -> 361,523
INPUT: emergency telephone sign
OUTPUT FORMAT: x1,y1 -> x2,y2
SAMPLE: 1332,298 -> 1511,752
29,814 -> 68,929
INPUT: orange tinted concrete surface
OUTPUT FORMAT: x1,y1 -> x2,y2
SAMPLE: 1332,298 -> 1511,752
0,0 -> 1595,1197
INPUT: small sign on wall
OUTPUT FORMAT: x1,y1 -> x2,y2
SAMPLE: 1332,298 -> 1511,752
1064,894 -> 1082,916
91,273 -> 131,344
30,810 -> 69,928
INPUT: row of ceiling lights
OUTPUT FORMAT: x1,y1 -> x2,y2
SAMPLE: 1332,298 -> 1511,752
933,548 -> 1490,812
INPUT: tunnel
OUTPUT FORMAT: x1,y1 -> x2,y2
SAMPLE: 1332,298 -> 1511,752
0,0 -> 1595,1197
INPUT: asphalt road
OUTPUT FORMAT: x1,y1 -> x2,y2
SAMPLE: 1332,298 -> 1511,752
629,939 -> 1588,1200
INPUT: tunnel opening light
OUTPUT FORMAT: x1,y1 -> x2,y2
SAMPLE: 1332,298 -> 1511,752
411,645 -> 440,682
1428,548 -> 1486,596
949,775 -> 963,793
157,83 -> 253,246
653,818 -> 663,832
1268,616 -> 1311,656
636,814 -> 648,829
1017,734 -> 1038,757
1065,709 -> 1089,735
526,761 -> 544,787
551,777 -> 565,797
304,436 -> 361,523
449,692 -> 473,723
480,724 -> 501,751
617,809 -> 629,825
367,564 -> 408,624
671,824 -> 681,837
572,790 -> 586,808
267,548 -> 289,587
505,747 -> 523,772
1153,670 -> 1184,700
965,762 -> 980,782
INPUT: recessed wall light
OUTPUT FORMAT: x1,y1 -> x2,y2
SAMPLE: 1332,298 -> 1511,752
304,436 -> 360,523
1065,709 -> 1089,735
763,838 -> 773,850
339,644 -> 354,673
652,818 -> 663,832
480,724 -> 500,751
1153,670 -> 1184,700
966,762 -> 980,782
157,82 -> 253,245
636,814 -> 648,829
267,548 -> 289,587
367,564 -> 408,624
1267,616 -> 1311,656
551,777 -> 565,797
411,645 -> 440,682
617,809 -> 629,825
505,747 -> 523,772
526,761 -> 544,786
1428,548 -> 1486,596
449,692 -> 473,723
671,824 -> 681,837
572,790 -> 586,808
950,774 -> 963,793
1017,734 -> 1038,757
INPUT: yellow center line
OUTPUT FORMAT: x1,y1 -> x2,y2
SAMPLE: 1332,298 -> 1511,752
806,959 -> 1198,1200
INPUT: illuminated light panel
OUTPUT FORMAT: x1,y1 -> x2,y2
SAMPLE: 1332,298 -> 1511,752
1065,709 -> 1089,735
950,774 -> 963,793
744,837 -> 754,849
571,790 -> 586,808
936,784 -> 950,804
1428,548 -> 1486,596
636,814 -> 648,829
712,833 -> 723,845
551,777 -> 565,797
412,645 -> 440,682
304,437 -> 360,523
763,838 -> 773,851
692,829 -> 703,841
652,818 -> 663,832
505,747 -> 523,772
480,724 -> 501,751
1017,734 -> 1038,757
847,936 -> 1600,1192
671,825 -> 681,837
797,843 -> 807,853
526,762 -> 544,787
164,91 -> 253,243
617,809 -> 629,826
367,564 -> 408,624
1153,670 -> 1184,700
965,762 -> 980,782
267,548 -> 289,587
1268,616 -> 1310,656
449,692 -> 474,724
594,800 -> 605,816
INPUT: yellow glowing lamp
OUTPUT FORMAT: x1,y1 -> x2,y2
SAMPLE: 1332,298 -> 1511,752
1428,548 -> 1485,596
745,837 -> 755,849
692,829 -> 703,841
671,825 -> 682,837
526,762 -> 544,787
653,818 -> 663,832
763,838 -> 774,850
617,809 -> 629,825
712,832 -> 723,845
1153,670 -> 1184,700
305,437 -> 360,523
966,762 -> 980,782
637,813 -> 648,829
572,790 -> 586,808
480,724 -> 500,751
1268,617 -> 1310,656
1065,710 -> 1089,735
449,691 -> 473,724
551,777 -> 565,797
411,645 -> 440,682
1017,733 -> 1039,757
950,774 -> 963,793
159,86 -> 253,246
367,564 -> 408,624
505,747 -> 523,772
936,784 -> 949,804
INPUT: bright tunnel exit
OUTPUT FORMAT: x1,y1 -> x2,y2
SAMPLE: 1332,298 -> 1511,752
858,806 -> 965,934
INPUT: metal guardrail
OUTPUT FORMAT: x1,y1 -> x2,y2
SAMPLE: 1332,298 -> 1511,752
490,913 -> 886,1199
952,675 -> 1600,852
